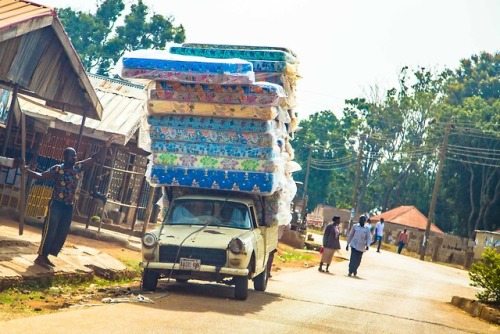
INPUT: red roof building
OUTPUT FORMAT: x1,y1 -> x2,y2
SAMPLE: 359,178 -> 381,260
370,205 -> 444,234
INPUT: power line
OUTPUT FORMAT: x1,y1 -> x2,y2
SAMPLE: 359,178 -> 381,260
446,156 -> 500,168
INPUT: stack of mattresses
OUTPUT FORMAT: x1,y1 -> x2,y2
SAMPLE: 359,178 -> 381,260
119,44 -> 300,225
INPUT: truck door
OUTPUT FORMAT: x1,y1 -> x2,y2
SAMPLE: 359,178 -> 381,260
249,205 -> 265,271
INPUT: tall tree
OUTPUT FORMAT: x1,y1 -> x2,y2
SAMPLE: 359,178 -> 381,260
293,111 -> 353,211
434,52 -> 500,236
58,0 -> 186,75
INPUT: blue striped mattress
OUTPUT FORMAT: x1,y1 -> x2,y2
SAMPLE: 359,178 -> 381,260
146,115 -> 280,133
148,166 -> 281,195
148,126 -> 278,147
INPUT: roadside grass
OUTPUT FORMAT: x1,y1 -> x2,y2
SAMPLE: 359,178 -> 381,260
119,256 -> 142,275
276,248 -> 314,263
0,272 -> 139,321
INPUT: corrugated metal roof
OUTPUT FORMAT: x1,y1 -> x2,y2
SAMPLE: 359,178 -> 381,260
0,0 -> 102,120
19,73 -> 146,145
0,0 -> 53,38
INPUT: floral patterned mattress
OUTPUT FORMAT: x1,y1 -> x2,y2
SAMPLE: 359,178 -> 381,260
149,81 -> 285,106
119,50 -> 255,84
151,153 -> 284,173
150,140 -> 281,160
146,100 -> 282,120
148,165 -> 281,195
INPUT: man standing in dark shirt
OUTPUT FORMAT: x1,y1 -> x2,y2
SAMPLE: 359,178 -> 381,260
23,136 -> 115,269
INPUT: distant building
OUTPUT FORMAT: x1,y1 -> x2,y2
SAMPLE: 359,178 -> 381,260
473,230 -> 500,259
370,205 -> 444,235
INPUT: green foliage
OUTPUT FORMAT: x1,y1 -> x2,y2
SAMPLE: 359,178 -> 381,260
293,111 -> 353,210
299,51 -> 499,237
58,0 -> 185,75
469,247 -> 500,303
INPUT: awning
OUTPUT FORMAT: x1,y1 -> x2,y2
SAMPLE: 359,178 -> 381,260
19,73 -> 146,146
0,0 -> 102,120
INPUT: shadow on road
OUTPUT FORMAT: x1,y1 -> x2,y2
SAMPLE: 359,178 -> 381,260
134,280 -> 282,315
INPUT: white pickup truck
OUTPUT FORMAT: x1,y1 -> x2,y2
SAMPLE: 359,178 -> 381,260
140,189 -> 278,300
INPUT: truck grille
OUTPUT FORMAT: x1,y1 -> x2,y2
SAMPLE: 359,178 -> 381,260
159,246 -> 227,267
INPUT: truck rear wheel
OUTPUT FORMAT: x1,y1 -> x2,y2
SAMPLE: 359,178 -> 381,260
142,269 -> 159,291
234,275 -> 248,300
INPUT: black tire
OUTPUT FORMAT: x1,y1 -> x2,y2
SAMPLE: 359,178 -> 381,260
142,269 -> 159,291
234,275 -> 248,300
176,279 -> 188,283
253,262 -> 269,292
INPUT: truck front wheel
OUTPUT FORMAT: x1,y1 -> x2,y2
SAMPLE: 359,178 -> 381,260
253,262 -> 269,292
234,275 -> 248,300
142,269 -> 159,291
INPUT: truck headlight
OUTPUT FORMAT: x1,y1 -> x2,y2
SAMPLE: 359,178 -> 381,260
143,233 -> 158,248
228,238 -> 244,254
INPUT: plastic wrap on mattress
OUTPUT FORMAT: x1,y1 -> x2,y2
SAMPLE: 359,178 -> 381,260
151,153 -> 285,173
118,50 -> 255,84
169,46 -> 298,64
146,115 -> 281,133
250,60 -> 298,73
181,43 -> 298,57
253,179 -> 297,226
149,81 -> 285,106
121,68 -> 255,85
255,72 -> 297,108
148,165 -> 282,195
150,141 -> 281,160
146,100 -> 281,120
148,126 -> 278,147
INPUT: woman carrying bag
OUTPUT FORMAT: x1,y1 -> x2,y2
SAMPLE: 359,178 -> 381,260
318,216 -> 341,272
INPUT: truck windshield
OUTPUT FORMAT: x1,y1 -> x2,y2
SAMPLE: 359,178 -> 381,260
166,199 -> 252,229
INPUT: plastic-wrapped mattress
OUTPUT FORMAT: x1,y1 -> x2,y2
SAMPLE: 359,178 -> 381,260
169,46 -> 298,64
150,141 -> 281,160
146,101 -> 281,120
151,153 -> 284,173
149,81 -> 285,106
146,115 -> 281,133
149,126 -> 277,147
148,165 -> 281,195
119,50 -> 255,84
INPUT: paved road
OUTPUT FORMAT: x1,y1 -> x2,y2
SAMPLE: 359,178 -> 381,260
1,240 -> 497,334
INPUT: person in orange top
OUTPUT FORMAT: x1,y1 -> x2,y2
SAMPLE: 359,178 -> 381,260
23,136 -> 116,269
397,229 -> 409,254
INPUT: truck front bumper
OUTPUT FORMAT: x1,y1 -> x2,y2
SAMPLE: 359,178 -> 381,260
139,261 -> 249,276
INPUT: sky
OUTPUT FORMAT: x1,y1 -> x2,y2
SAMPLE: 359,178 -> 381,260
36,0 -> 500,120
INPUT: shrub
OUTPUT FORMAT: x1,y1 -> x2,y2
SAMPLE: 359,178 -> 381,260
469,247 -> 500,303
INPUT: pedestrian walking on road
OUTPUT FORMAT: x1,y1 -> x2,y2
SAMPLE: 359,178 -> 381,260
397,229 -> 409,254
371,218 -> 385,252
22,136 -> 116,269
346,215 -> 371,276
318,216 -> 341,273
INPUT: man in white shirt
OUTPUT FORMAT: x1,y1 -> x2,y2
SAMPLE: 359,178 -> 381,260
346,215 -> 371,277
373,218 -> 385,252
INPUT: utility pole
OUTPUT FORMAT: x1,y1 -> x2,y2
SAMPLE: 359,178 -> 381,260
301,145 -> 312,220
420,122 -> 451,260
351,134 -> 366,223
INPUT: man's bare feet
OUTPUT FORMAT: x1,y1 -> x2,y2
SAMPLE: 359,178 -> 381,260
34,255 -> 53,270
45,257 -> 55,267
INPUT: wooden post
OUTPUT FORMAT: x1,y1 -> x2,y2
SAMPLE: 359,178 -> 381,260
75,108 -> 86,152
141,185 -> 156,237
420,122 -> 451,260
19,97 -> 26,235
131,175 -> 146,231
